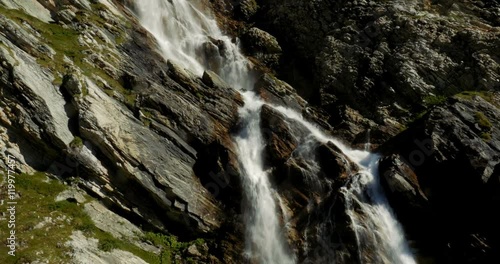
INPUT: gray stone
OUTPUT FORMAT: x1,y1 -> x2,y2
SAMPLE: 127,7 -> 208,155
0,0 -> 53,23
186,244 -> 202,258
63,72 -> 85,96
78,79 -> 222,232
202,70 -> 231,90
0,34 -> 74,148
65,231 -> 148,264
56,9 -> 77,24
56,189 -> 87,204
242,27 -> 282,54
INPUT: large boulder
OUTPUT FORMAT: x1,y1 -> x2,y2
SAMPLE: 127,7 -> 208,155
241,27 -> 282,68
235,0 -> 258,21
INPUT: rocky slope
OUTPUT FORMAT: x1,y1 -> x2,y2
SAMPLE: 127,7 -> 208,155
0,0 -> 499,263
233,0 -> 500,145
378,92 -> 500,263
0,0 -> 243,262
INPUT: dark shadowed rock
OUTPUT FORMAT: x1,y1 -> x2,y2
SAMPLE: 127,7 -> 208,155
255,0 -> 500,145
235,0 -> 258,21
379,154 -> 428,208
378,93 -> 500,262
378,154 -> 429,235
317,141 -> 358,181
260,104 -> 298,166
242,27 -> 282,54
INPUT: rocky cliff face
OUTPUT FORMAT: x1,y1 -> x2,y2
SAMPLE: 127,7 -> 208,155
1,0 -> 499,263
243,0 -> 500,145
378,92 -> 500,263
0,0 -> 243,262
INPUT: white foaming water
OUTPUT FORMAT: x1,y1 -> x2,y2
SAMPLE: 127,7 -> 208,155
273,106 -> 415,263
136,1 -> 294,263
135,0 -> 216,75
341,156 -> 416,264
134,1 -> 415,263
234,92 -> 296,264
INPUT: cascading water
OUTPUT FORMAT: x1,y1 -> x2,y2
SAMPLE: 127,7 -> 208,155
133,0 -> 415,263
271,106 -> 416,264
135,1 -> 294,263
341,156 -> 416,264
234,92 -> 296,264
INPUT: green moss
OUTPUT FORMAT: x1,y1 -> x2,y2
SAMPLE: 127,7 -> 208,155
475,111 -> 492,130
455,91 -> 499,108
142,109 -> 154,119
0,5 -> 133,107
70,136 -> 84,148
406,109 -> 429,127
480,132 -> 492,141
423,95 -> 447,107
143,232 -> 186,250
143,119 -> 151,127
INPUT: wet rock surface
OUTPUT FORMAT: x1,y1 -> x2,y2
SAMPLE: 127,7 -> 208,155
1,0 -> 500,263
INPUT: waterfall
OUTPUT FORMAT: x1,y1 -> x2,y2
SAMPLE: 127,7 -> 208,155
135,1 -> 294,263
341,156 -> 416,264
133,1 -> 415,263
233,91 -> 296,264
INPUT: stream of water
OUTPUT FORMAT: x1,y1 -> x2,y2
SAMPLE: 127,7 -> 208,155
134,1 -> 415,263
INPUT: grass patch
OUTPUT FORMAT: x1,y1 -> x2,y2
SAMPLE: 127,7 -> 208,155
0,172 -> 170,263
0,5 -> 134,107
475,111 -> 492,130
455,91 -> 499,108
98,237 -> 120,252
0,171 -> 209,263
141,232 -> 195,263
423,95 -> 447,107
0,6 -> 83,68
0,172 -> 73,263
480,132 -> 492,141
69,136 -> 84,148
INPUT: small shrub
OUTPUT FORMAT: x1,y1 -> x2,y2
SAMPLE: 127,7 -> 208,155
143,232 -> 185,249
70,136 -> 84,148
98,238 -> 120,252
194,238 -> 205,246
